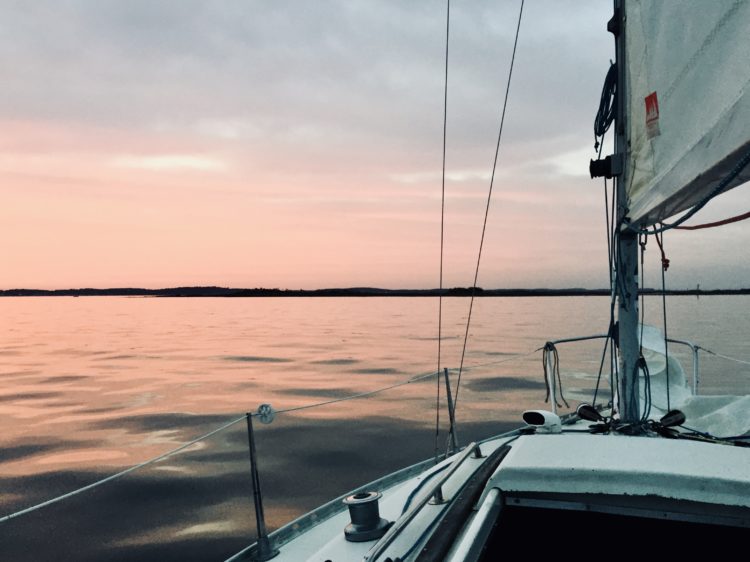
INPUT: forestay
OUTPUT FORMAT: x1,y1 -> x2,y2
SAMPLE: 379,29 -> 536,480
624,0 -> 750,226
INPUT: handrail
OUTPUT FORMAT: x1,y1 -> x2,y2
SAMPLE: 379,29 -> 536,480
363,442 -> 480,562
544,333 -> 748,397
666,338 -> 700,394
546,334 -> 609,346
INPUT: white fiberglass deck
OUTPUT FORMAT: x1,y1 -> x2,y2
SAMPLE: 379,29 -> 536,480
492,433 -> 750,507
230,425 -> 750,561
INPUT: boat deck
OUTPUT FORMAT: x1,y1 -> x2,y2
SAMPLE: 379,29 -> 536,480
230,423 -> 750,561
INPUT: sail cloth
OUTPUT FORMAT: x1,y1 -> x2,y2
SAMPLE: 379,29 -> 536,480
638,325 -> 750,437
624,0 -> 750,227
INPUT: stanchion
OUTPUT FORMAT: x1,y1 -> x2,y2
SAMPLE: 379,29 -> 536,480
246,412 -> 278,561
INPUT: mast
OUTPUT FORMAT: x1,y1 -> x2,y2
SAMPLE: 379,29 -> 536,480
612,0 -> 640,422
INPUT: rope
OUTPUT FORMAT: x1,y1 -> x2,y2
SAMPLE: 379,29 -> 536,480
541,343 -> 569,409
654,229 -> 670,271
641,147 -> 750,235
0,414 -> 248,524
593,62 -> 617,150
673,210 -> 750,230
654,230 -> 671,410
434,0 -> 451,465
453,0 -> 525,417
639,356 -> 652,422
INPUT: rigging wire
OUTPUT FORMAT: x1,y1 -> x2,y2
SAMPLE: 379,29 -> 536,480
0,414 -> 249,524
434,0 -> 451,464
654,229 -> 672,411
608,152 -> 620,409
604,178 -> 613,286
592,133 -> 617,408
638,234 -> 651,422
591,324 -> 612,407
608,189 -> 624,413
592,175 -> 618,409
452,0 -> 525,418
700,348 -> 750,366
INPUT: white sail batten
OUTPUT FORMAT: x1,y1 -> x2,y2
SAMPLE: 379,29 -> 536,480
625,0 -> 750,226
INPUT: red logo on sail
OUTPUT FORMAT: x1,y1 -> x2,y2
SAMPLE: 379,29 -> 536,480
645,91 -> 660,138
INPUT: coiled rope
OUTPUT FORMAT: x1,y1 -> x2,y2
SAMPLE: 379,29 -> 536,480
593,62 -> 617,151
541,342 -> 569,409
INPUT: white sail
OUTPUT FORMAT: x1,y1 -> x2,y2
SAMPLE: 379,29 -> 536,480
625,0 -> 750,226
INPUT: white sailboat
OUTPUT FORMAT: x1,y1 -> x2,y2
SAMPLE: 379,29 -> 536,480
228,1 -> 750,560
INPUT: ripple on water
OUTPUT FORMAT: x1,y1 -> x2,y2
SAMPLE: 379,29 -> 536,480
35,449 -> 130,466
350,367 -> 400,375
310,358 -> 359,365
222,355 -> 293,363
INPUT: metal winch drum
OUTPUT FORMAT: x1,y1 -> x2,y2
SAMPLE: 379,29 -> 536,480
342,491 -> 391,542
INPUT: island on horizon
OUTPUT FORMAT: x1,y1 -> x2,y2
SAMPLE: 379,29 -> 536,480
2,286 -> 749,297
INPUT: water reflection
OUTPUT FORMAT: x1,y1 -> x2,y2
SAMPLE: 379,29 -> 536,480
1,296 -> 748,560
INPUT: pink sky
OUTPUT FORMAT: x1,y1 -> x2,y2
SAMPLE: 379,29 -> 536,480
2,1 -> 749,290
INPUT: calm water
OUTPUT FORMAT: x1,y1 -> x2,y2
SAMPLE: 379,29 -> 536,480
1,296 -> 748,561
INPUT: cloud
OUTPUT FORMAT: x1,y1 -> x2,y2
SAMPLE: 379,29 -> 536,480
111,154 -> 228,172
389,169 -> 491,185
5,2 -> 747,290
192,120 -> 261,141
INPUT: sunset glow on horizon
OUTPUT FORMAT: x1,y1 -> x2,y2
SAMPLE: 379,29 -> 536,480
3,1 -> 750,291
